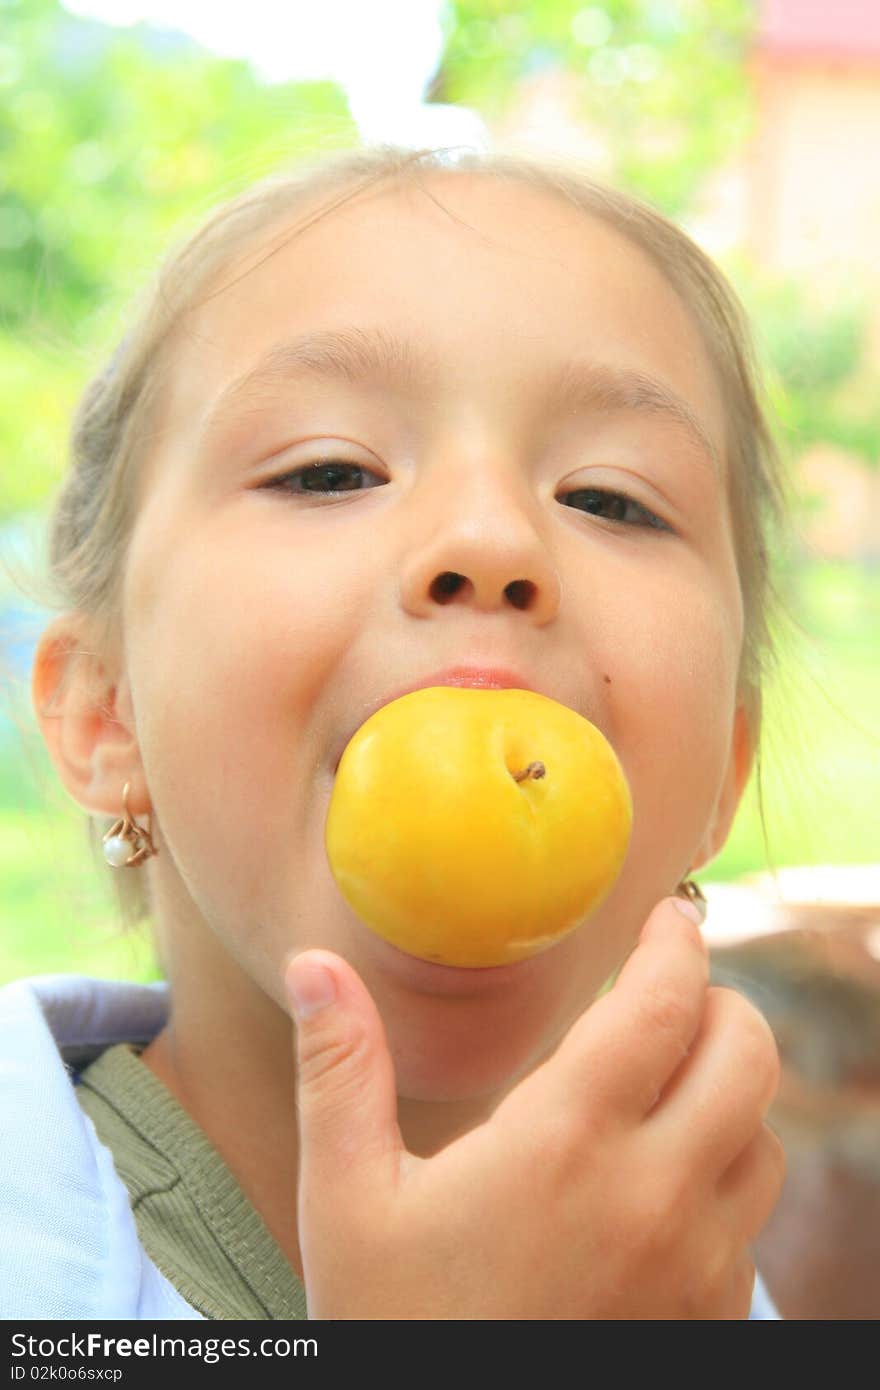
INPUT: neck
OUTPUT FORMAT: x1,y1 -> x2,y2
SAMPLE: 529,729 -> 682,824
139,948 -> 500,1282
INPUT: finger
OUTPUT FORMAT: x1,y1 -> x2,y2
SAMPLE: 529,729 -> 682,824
680,1245 -> 756,1320
285,950 -> 405,1217
719,1123 -> 787,1243
723,1255 -> 757,1321
516,896 -> 710,1124
650,986 -> 781,1175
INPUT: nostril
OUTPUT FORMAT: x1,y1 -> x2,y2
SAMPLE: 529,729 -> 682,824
506,579 -> 534,610
430,574 -> 535,608
431,571 -> 465,602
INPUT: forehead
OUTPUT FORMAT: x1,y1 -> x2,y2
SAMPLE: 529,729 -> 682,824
158,172 -> 727,465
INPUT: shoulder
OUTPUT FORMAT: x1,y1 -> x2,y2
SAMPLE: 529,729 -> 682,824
0,973 -> 201,1320
0,971 -> 169,1064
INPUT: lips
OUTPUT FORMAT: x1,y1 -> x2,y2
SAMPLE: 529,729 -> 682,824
330,665 -> 538,774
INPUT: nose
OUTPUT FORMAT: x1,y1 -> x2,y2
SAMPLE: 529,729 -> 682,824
397,460 -> 562,623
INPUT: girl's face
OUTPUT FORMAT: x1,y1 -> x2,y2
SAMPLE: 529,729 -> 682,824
119,174 -> 751,1101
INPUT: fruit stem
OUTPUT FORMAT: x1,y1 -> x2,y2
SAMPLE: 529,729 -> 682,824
512,761 -> 546,783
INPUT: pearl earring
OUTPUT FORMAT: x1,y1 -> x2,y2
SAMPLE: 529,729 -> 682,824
102,782 -> 157,868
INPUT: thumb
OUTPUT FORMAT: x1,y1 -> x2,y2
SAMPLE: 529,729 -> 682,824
285,949 -> 403,1205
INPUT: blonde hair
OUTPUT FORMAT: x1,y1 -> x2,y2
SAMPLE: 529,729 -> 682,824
33,141 -> 794,927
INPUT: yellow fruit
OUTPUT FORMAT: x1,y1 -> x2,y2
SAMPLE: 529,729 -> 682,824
325,687 -> 632,968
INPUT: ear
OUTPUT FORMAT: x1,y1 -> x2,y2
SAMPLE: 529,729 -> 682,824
690,696 -> 757,873
30,613 -> 148,819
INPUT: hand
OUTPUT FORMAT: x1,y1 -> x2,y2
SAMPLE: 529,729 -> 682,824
285,897 -> 785,1319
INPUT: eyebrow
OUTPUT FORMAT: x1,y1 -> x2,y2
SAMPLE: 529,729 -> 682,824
548,355 -> 721,476
203,325 -> 721,475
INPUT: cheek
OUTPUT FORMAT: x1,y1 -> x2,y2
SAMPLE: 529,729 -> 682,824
607,562 -> 743,866
122,511 -> 368,917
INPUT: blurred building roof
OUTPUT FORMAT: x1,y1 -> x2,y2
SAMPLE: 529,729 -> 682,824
757,0 -> 880,61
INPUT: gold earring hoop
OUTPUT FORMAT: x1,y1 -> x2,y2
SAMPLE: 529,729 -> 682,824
675,876 -> 707,918
102,782 -> 157,868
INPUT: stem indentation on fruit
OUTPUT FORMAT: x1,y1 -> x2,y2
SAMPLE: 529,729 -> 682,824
512,761 -> 546,783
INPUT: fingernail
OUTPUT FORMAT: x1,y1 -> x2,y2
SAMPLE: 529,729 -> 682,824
286,957 -> 337,1018
672,894 -> 706,926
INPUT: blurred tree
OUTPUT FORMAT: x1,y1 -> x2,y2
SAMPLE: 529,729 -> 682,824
433,1 -> 879,473
0,0 -> 355,517
734,267 -> 880,470
2,0 -> 877,525
432,0 -> 756,216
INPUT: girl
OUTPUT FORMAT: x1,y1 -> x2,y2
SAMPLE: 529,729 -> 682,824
4,143 -> 789,1319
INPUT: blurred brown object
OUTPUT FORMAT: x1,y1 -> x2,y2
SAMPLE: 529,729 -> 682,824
707,875 -> 880,1321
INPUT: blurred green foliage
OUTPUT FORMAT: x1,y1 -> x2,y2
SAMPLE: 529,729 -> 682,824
435,0 -> 880,472
0,0 -> 356,516
435,0 -> 756,215
2,0 -> 877,527
735,267 -> 880,468
708,561 -> 880,882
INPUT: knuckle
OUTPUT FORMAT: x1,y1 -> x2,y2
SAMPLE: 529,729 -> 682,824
731,1257 -> 757,1319
621,1171 -> 691,1257
640,980 -> 693,1045
703,1244 -> 733,1306
678,1239 -> 750,1312
710,986 -> 781,1095
532,1108 -> 598,1188
297,1022 -> 370,1089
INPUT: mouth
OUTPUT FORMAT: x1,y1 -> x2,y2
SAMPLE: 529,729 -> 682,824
330,664 -> 538,775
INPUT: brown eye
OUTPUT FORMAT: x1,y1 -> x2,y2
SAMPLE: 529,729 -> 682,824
560,487 -> 671,532
262,461 -> 386,495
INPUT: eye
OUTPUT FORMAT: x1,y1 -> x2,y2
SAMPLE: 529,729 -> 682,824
259,459 -> 386,496
559,487 -> 671,533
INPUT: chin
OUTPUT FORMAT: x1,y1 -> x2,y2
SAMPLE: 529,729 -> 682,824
387,1005 -> 556,1105
360,933 -> 588,1106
